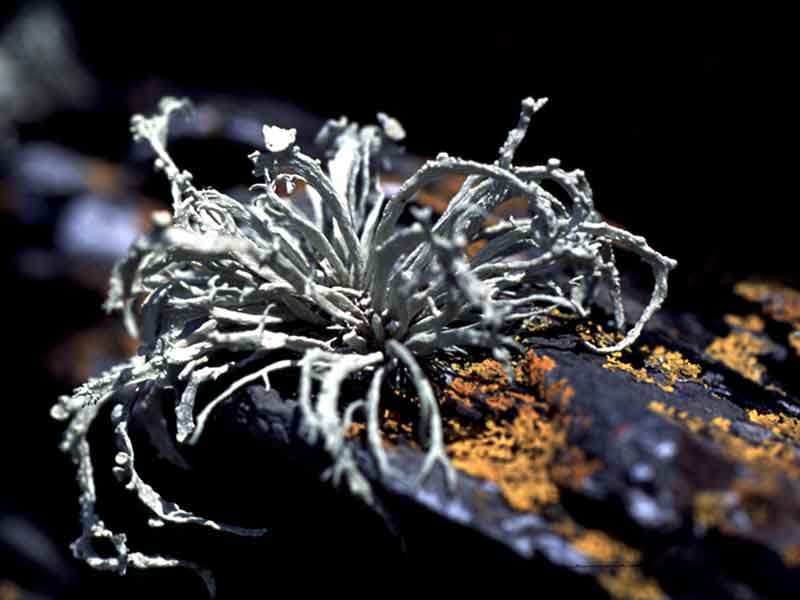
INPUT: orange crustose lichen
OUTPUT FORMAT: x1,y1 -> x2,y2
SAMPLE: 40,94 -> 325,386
784,544 -> 800,567
445,350 -> 600,513
705,330 -> 770,384
571,528 -> 666,600
791,334 -> 800,358
578,322 -> 624,349
443,357 -> 523,413
723,314 -> 765,333
735,282 -> 800,327
345,422 -> 366,439
581,323 -> 703,393
735,282 -> 800,358
605,354 -> 658,388
694,476 -> 782,533
415,173 -> 467,215
552,520 -> 666,600
693,476 -> 800,568
747,409 -> 800,444
649,401 -> 800,567
642,346 -> 703,392
648,402 -> 800,479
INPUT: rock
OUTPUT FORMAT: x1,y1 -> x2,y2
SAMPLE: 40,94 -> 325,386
150,281 -> 800,599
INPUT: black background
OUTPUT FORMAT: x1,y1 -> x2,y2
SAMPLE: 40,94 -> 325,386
5,5 -> 796,292
58,8 -> 798,293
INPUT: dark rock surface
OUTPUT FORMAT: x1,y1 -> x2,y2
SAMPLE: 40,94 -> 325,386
161,289 -> 800,599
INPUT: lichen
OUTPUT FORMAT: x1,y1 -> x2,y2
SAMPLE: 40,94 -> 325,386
705,330 -> 770,384
648,401 -> 707,433
605,355 -> 659,388
693,489 -> 734,530
791,333 -> 800,358
415,173 -> 467,215
648,401 -> 800,478
648,401 -> 800,567
449,406 -> 565,510
694,475 -> 800,568
735,282 -> 800,359
642,346 -> 703,391
446,350 -> 600,513
583,324 -> 703,393
747,409 -> 800,444
0,579 -> 25,600
723,313 -> 765,333
784,544 -> 800,567
578,321 -> 625,349
710,416 -> 732,432
52,97 -> 675,589
570,529 -> 665,600
551,519 -> 666,599
735,282 -> 800,327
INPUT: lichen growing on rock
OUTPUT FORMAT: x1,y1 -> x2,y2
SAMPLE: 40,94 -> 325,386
569,527 -> 666,600
735,282 -> 800,328
51,96 -> 676,588
648,401 -> 800,479
445,350 -> 599,513
642,346 -> 703,392
705,324 -> 771,384
747,409 -> 800,444
581,323 -> 703,393
735,281 -> 800,359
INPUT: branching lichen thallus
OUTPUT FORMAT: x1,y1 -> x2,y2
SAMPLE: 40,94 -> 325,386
51,96 -> 676,591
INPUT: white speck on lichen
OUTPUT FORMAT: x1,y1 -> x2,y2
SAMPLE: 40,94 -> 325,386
377,112 -> 405,141
262,124 -> 296,152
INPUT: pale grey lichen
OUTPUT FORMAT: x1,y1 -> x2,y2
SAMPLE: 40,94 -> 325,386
52,96 -> 676,591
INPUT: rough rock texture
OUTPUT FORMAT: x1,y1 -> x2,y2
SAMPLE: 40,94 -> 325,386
142,279 -> 799,599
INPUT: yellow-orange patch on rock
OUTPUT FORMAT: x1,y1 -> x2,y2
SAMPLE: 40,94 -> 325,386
724,314 -> 766,332
747,409 -> 800,444
446,350 -> 599,513
584,325 -> 703,393
705,331 -> 770,384
571,528 -> 666,600
735,282 -> 800,359
735,282 -> 800,327
648,402 -> 800,479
